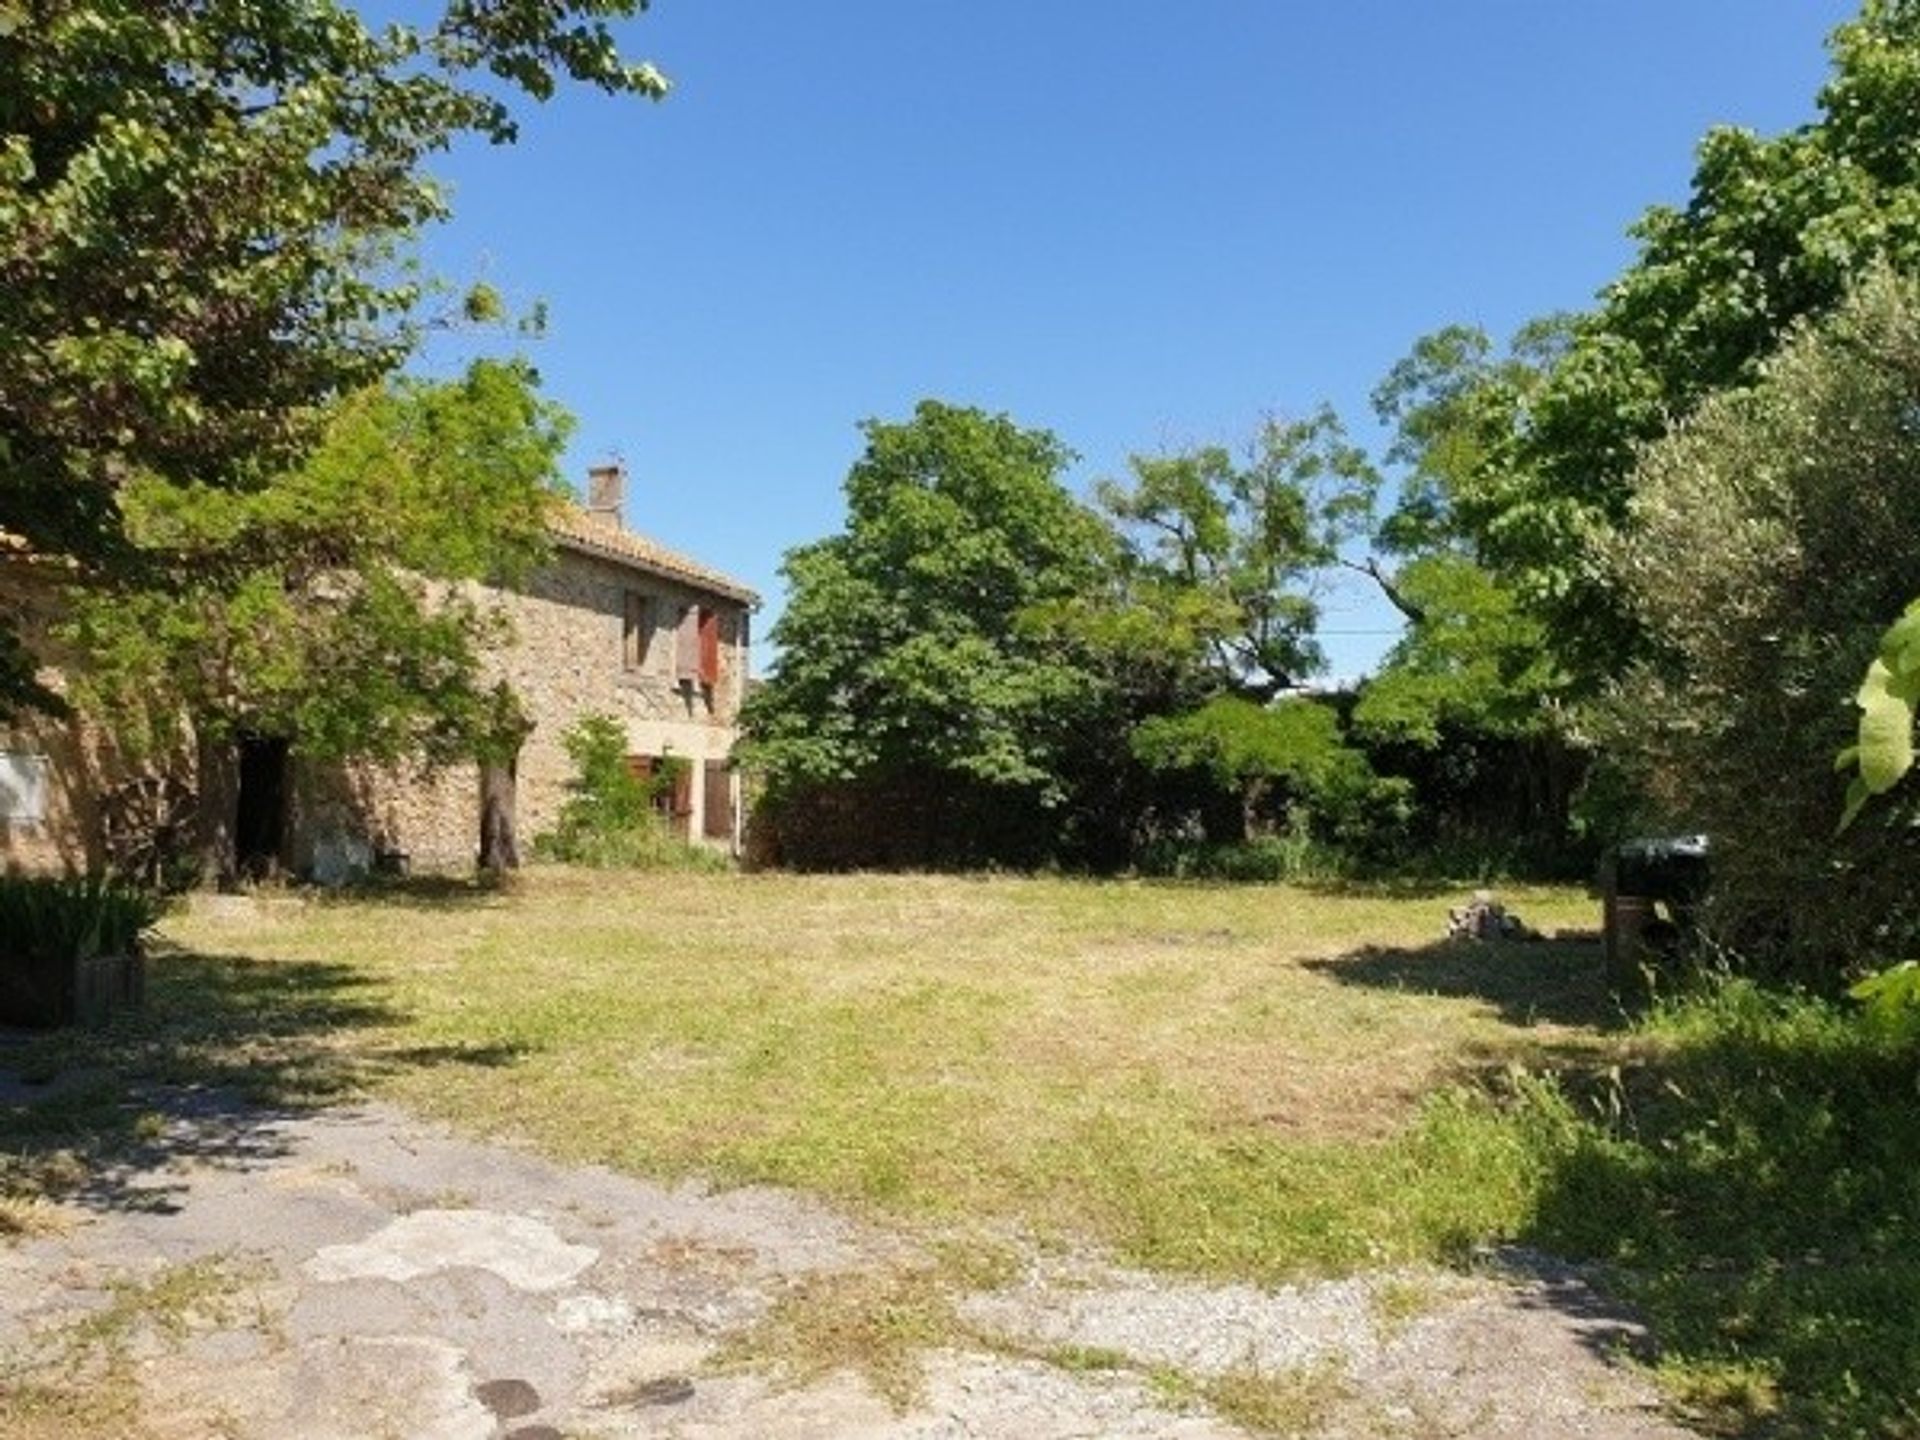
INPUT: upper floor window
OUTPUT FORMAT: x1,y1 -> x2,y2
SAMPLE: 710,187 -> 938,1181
622,591 -> 653,672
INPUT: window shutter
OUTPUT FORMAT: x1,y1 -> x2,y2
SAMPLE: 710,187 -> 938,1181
702,759 -> 732,840
698,607 -> 721,689
675,605 -> 700,684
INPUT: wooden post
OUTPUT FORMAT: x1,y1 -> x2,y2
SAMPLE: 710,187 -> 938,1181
1605,890 -> 1655,1000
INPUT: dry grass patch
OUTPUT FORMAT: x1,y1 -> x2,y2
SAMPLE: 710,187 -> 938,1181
1200,1358 -> 1354,1437
712,1263 -> 961,1410
0,1255 -> 269,1439
139,870 -> 1603,1282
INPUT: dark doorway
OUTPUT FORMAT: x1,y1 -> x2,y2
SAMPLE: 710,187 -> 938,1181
234,734 -> 289,878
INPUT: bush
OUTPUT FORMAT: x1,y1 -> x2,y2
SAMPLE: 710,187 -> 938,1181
0,874 -> 161,1026
1605,269 -> 1920,978
1135,823 -> 1346,884
531,714 -> 728,871
0,873 -> 160,964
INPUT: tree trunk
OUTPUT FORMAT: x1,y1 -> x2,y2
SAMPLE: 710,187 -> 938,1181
478,753 -> 520,875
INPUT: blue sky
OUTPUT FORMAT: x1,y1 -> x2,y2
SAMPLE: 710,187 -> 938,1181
412,2 -> 1857,679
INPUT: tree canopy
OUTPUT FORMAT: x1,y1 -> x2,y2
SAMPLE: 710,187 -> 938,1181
64,358 -> 571,766
742,401 -> 1113,818
1091,410 -> 1377,703
1436,0 -> 1920,677
0,0 -> 665,713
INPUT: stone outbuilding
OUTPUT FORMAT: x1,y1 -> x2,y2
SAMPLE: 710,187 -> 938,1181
0,465 -> 759,879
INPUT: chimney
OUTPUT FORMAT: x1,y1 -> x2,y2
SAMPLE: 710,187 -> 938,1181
585,461 -> 625,529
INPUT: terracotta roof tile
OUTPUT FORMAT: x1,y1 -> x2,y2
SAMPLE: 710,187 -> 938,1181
545,503 -> 759,606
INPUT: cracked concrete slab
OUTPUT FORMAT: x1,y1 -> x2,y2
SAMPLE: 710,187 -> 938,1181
0,1087 -> 1701,1439
305,1208 -> 599,1291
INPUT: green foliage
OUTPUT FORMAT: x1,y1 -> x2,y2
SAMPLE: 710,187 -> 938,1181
1838,597 -> 1920,826
1351,554 -> 1559,748
1441,3 -> 1920,677
1132,695 -> 1347,790
1134,831 -> 1342,883
534,714 -> 723,871
1606,269 -> 1920,975
0,0 -> 665,714
1132,696 -> 1413,860
0,873 -> 159,964
742,401 -> 1114,828
551,712 -> 655,833
1092,409 -> 1377,700
62,359 -> 570,766
1505,978 -> 1920,1439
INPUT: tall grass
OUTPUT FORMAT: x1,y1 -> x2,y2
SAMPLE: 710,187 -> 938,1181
1493,979 -> 1920,1438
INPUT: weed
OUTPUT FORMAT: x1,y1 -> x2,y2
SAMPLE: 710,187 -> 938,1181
1201,1358 -> 1352,1437
711,1264 -> 958,1410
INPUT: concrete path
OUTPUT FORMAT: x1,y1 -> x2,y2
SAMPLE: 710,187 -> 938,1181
0,1085 -> 1698,1438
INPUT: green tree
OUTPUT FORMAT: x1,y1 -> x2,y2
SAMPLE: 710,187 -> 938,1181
1448,1 -> 1920,677
1092,409 -> 1378,703
740,401 -> 1115,866
0,0 -> 665,713
1348,323 -> 1585,867
1608,268 -> 1920,976
1131,694 -> 1408,854
63,358 -> 572,874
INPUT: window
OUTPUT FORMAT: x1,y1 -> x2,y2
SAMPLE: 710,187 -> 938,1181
0,752 -> 48,826
622,591 -> 653,671
628,753 -> 693,839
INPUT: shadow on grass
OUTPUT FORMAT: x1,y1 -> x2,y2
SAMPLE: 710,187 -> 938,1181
1488,985 -> 1920,1438
305,871 -> 517,911
0,939 -> 534,1226
1297,875 -> 1468,901
1305,935 -> 1626,1031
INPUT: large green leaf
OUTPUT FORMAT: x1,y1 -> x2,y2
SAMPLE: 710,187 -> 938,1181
1855,657 -> 1916,795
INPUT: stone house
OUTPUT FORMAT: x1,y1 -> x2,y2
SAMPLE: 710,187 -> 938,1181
0,466 -> 759,878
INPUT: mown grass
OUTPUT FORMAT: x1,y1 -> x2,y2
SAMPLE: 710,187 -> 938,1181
8,870 -> 1917,1435
142,871 -> 1605,1280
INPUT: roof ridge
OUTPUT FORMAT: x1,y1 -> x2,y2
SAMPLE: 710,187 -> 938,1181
544,500 -> 759,605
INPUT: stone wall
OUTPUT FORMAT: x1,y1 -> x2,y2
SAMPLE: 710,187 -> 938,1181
326,548 -> 752,872
3,544 -> 752,879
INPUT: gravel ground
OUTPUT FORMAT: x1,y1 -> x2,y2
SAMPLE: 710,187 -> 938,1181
0,1081 -> 1699,1438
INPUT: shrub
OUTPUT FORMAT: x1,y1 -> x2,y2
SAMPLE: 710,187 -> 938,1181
532,714 -> 728,871
1605,269 -> 1920,978
0,873 -> 160,964
0,874 -> 161,1027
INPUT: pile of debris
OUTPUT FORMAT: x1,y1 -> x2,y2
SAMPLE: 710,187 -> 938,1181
1447,890 -> 1541,942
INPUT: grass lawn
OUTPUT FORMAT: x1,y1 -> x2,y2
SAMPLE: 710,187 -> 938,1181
10,868 -> 1920,1437
148,870 -> 1605,1280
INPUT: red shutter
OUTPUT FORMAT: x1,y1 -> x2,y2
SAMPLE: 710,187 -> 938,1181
698,607 -> 721,688
703,759 -> 732,840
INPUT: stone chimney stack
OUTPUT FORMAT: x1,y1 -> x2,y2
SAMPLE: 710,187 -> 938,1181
585,461 -> 626,529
